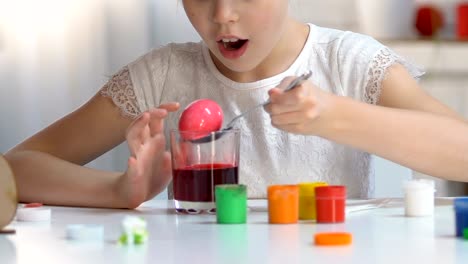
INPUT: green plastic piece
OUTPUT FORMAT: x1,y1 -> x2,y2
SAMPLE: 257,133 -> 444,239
463,228 -> 468,240
118,216 -> 148,245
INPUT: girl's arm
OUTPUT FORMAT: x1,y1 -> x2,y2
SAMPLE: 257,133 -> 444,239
323,64 -> 468,181
5,92 -> 178,208
5,93 -> 130,208
267,64 -> 468,182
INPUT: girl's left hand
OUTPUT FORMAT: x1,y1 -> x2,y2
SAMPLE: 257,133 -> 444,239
264,76 -> 331,135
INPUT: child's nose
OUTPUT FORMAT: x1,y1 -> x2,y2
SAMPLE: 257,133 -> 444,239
212,1 -> 239,25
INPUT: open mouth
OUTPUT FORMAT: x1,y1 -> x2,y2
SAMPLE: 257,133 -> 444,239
217,38 -> 249,59
218,38 -> 248,51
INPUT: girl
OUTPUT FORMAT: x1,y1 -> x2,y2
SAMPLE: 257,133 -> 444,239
6,0 -> 468,208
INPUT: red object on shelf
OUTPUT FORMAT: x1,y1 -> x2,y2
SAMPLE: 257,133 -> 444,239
415,5 -> 445,37
458,3 -> 468,39
315,186 -> 346,223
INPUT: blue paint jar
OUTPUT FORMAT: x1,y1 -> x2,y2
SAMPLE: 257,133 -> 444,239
454,197 -> 468,237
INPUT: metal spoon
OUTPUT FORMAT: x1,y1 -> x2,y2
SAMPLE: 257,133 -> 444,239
190,71 -> 313,144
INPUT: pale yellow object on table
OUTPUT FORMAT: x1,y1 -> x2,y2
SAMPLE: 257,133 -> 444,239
0,154 -> 17,230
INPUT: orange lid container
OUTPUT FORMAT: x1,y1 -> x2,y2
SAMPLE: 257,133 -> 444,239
267,185 -> 299,224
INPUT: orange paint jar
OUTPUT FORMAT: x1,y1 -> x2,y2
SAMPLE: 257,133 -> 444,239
298,182 -> 328,220
267,185 -> 299,224
315,186 -> 346,223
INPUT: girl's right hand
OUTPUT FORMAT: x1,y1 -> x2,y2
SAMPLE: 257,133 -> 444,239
117,102 -> 179,209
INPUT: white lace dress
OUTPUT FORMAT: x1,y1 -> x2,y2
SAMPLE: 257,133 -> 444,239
101,24 -> 424,199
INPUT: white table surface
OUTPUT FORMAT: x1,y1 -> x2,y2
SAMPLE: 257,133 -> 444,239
1,198 -> 467,264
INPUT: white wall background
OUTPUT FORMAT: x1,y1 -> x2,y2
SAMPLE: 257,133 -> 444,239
1,0 -> 466,199
0,0 -> 200,200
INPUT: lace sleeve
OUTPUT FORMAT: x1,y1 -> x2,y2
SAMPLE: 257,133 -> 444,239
364,48 -> 425,105
100,66 -> 141,119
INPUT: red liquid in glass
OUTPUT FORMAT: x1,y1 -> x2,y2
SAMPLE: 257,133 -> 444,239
173,163 -> 238,202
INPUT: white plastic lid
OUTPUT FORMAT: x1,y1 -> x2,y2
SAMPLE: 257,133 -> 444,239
16,207 -> 51,222
403,179 -> 435,191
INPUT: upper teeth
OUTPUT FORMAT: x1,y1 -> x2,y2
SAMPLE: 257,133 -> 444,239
222,38 -> 239,43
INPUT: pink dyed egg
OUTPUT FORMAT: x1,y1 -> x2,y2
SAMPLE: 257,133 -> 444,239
178,99 -> 223,140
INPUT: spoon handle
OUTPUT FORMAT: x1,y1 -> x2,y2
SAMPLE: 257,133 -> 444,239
225,71 -> 313,128
262,71 -> 313,105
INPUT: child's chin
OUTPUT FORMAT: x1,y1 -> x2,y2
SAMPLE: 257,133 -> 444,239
221,60 -> 262,74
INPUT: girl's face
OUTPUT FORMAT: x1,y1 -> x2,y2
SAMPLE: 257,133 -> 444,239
182,0 -> 291,76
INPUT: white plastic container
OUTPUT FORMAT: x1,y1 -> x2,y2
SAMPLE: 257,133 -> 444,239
403,179 -> 435,217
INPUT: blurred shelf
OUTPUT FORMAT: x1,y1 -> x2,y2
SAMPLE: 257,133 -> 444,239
380,38 -> 468,44
381,38 -> 468,75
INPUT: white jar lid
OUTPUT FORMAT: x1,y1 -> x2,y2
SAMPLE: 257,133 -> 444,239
16,207 -> 51,222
